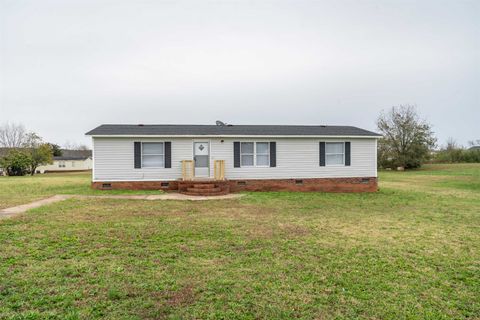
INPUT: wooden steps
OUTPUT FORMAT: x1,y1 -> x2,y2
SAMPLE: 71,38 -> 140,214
178,180 -> 230,196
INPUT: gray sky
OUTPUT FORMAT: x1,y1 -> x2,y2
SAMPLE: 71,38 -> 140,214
1,0 -> 479,148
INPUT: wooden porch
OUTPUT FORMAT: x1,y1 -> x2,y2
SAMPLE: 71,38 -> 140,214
179,160 -> 228,196
181,159 -> 225,181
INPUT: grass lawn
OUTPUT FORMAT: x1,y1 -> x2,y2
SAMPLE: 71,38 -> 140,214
0,164 -> 479,319
0,172 -> 162,209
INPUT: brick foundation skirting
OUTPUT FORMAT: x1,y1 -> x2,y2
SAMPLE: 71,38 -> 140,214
229,177 -> 377,192
92,177 -> 377,193
91,180 -> 179,191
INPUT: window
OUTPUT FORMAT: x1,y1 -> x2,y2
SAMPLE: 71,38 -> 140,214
142,142 -> 164,168
240,142 -> 254,166
240,142 -> 270,167
325,142 -> 344,165
256,142 -> 270,166
71,161 -> 75,167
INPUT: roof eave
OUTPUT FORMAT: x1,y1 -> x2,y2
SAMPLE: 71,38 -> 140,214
86,134 -> 382,139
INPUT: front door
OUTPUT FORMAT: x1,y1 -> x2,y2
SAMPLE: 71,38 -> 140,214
193,142 -> 209,178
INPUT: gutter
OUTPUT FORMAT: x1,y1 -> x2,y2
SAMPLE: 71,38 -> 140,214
86,134 -> 382,139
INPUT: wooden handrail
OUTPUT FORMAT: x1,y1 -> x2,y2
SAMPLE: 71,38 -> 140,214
181,160 -> 195,181
214,160 -> 225,180
182,159 -> 225,180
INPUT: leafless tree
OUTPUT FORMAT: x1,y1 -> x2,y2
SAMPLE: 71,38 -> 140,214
468,139 -> 480,147
77,144 -> 89,151
63,141 -> 89,150
445,137 -> 460,151
0,122 -> 26,148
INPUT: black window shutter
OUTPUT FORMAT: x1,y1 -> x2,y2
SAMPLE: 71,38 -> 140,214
134,142 -> 141,169
270,142 -> 276,167
233,142 -> 241,168
164,142 -> 171,168
345,142 -> 351,166
319,142 -> 326,166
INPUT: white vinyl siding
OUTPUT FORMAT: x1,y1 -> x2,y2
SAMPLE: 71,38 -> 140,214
36,158 -> 92,173
92,137 -> 377,181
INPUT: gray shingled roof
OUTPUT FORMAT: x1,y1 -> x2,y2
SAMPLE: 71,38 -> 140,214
0,148 -> 91,160
54,149 -> 92,161
86,124 -> 381,137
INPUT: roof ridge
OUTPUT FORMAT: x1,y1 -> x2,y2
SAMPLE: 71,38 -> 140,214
85,124 -> 381,137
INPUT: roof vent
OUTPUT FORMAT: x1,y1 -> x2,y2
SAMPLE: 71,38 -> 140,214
216,120 -> 226,126
320,125 -> 327,128
138,124 -> 144,126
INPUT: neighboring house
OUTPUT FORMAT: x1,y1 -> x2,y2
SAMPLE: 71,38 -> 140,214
36,149 -> 92,173
0,148 -> 92,175
86,123 -> 382,194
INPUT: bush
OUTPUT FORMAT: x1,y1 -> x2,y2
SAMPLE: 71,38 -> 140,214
433,149 -> 480,163
0,150 -> 32,176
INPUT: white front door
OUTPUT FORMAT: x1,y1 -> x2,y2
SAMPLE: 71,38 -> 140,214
194,142 -> 210,178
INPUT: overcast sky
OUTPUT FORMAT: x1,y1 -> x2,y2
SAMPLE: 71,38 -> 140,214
1,0 -> 479,147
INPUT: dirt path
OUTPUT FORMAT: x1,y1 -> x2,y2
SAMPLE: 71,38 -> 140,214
0,193 -> 244,219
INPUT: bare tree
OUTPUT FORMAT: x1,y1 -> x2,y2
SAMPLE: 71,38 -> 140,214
63,141 -> 90,150
377,105 -> 436,169
445,137 -> 460,151
77,144 -> 89,151
468,139 -> 480,147
0,122 -> 26,148
62,140 -> 76,150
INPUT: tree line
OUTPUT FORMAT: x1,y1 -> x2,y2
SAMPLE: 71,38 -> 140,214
0,123 -> 84,176
376,105 -> 479,169
2,109 -> 477,175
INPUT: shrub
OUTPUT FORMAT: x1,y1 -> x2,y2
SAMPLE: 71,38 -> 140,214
433,149 -> 480,163
0,150 -> 32,176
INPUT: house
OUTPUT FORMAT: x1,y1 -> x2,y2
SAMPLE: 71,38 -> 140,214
36,149 -> 92,173
85,123 -> 382,194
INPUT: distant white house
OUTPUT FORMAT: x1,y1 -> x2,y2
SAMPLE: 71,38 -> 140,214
37,150 -> 92,173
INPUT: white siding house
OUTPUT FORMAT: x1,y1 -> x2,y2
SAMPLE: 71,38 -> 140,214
92,137 -> 376,181
37,150 -> 92,173
86,124 -> 381,193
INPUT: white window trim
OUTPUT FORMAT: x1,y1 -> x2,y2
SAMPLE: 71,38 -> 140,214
325,142 -> 345,166
141,142 -> 165,169
240,142 -> 270,167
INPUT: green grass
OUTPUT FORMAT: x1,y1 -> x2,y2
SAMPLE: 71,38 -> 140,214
0,164 -> 479,319
0,172 -> 162,209
379,163 -> 480,198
